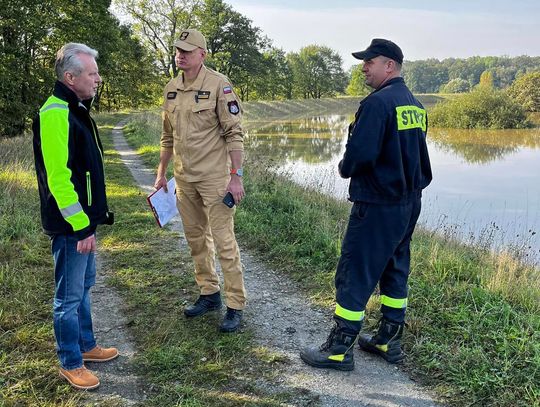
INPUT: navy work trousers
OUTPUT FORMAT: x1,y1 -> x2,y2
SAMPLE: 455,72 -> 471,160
335,194 -> 422,331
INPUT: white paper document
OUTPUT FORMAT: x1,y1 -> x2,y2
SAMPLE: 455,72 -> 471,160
147,178 -> 178,227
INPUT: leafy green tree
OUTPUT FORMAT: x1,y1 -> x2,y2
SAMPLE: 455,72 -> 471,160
251,47 -> 292,100
430,87 -> 530,129
49,0 -> 160,111
118,0 -> 268,100
198,0 -> 268,101
439,78 -> 470,93
98,25 -> 162,111
478,70 -> 494,88
0,0 -> 157,136
288,45 -> 346,99
0,0 -> 56,136
403,59 -> 448,93
346,64 -> 370,96
508,72 -> 540,112
115,0 -> 198,78
402,56 -> 540,94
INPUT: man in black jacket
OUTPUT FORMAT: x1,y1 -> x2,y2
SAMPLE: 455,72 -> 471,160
33,43 -> 117,390
301,39 -> 432,371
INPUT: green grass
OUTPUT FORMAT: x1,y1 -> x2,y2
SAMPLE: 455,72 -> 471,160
93,117 -> 313,406
0,115 -> 308,406
3,98 -> 538,406
124,107 -> 540,407
0,136 -> 85,406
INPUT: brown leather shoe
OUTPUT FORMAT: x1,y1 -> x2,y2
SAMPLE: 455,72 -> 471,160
82,345 -> 119,362
59,366 -> 100,390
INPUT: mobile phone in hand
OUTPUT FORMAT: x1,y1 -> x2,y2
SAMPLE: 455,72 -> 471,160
222,192 -> 235,208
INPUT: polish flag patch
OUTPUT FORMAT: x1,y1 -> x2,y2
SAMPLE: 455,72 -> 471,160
223,86 -> 232,94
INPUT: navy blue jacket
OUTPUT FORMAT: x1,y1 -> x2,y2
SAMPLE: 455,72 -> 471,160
339,77 -> 432,203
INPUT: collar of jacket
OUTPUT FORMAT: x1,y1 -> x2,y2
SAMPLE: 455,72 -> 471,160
359,76 -> 405,105
176,65 -> 208,91
53,80 -> 94,112
374,76 -> 405,93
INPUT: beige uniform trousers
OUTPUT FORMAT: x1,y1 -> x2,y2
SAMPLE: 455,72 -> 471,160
176,176 -> 246,310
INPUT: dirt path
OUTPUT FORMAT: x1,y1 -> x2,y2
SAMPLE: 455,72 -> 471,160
86,256 -> 148,406
109,119 -> 442,406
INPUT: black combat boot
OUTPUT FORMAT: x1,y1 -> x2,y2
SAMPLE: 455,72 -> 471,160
219,307 -> 243,333
184,292 -> 222,317
357,318 -> 405,364
300,324 -> 358,371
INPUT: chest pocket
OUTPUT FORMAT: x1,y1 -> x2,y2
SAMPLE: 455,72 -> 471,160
165,103 -> 178,130
190,101 -> 218,133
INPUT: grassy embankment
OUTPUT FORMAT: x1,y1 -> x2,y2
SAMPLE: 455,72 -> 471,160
242,94 -> 445,125
0,114 -> 315,406
123,97 -> 539,407
1,94 -> 538,406
0,136 -> 84,406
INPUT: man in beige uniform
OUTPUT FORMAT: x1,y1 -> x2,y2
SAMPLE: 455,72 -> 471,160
154,29 -> 246,333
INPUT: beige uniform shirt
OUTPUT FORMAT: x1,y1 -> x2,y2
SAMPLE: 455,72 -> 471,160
161,65 -> 244,182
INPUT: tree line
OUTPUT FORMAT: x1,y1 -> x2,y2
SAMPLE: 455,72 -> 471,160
2,0 -> 540,137
403,55 -> 540,93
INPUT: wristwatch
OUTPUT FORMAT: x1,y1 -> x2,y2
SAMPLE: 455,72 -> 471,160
230,168 -> 244,177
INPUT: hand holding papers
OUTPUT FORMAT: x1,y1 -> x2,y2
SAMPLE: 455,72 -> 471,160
147,177 -> 178,227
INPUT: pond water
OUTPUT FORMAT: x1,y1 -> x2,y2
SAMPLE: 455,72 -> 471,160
245,115 -> 540,264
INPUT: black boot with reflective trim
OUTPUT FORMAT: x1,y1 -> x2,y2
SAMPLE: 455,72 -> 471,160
300,325 -> 358,371
358,318 -> 405,364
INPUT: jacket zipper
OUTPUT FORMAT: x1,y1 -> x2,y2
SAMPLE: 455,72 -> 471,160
86,171 -> 92,206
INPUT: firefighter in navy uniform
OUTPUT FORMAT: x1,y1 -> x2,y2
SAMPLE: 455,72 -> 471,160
300,38 -> 432,371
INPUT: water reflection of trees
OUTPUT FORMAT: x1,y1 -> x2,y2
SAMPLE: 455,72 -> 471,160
245,115 -> 351,164
246,116 -> 540,166
430,128 -> 540,164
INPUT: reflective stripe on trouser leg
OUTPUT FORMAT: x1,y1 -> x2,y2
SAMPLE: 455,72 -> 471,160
379,195 -> 422,323
380,295 -> 407,309
334,303 -> 364,332
335,200 -> 420,330
176,179 -> 220,296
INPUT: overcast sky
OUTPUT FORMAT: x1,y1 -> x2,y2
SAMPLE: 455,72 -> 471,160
224,0 -> 540,69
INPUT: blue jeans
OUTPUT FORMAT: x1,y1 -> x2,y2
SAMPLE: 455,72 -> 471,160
51,234 -> 97,369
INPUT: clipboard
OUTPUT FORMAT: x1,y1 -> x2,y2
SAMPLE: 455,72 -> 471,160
147,178 -> 178,227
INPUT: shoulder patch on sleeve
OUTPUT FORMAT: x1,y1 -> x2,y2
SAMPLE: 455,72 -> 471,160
227,101 -> 239,115
223,86 -> 232,94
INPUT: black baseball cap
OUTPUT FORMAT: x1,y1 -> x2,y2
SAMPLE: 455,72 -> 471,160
352,38 -> 404,64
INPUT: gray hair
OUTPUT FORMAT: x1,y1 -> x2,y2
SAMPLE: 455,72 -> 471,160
55,43 -> 99,79
380,56 -> 402,72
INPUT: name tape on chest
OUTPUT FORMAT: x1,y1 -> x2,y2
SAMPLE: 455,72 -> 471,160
167,91 -> 177,100
197,90 -> 211,99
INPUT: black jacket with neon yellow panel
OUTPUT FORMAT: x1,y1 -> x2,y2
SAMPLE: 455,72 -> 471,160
339,77 -> 432,204
32,81 -> 113,240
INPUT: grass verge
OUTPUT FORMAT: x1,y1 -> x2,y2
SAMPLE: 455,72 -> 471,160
124,109 -> 540,407
0,114 -> 309,406
93,114 -> 311,406
0,136 -> 84,406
